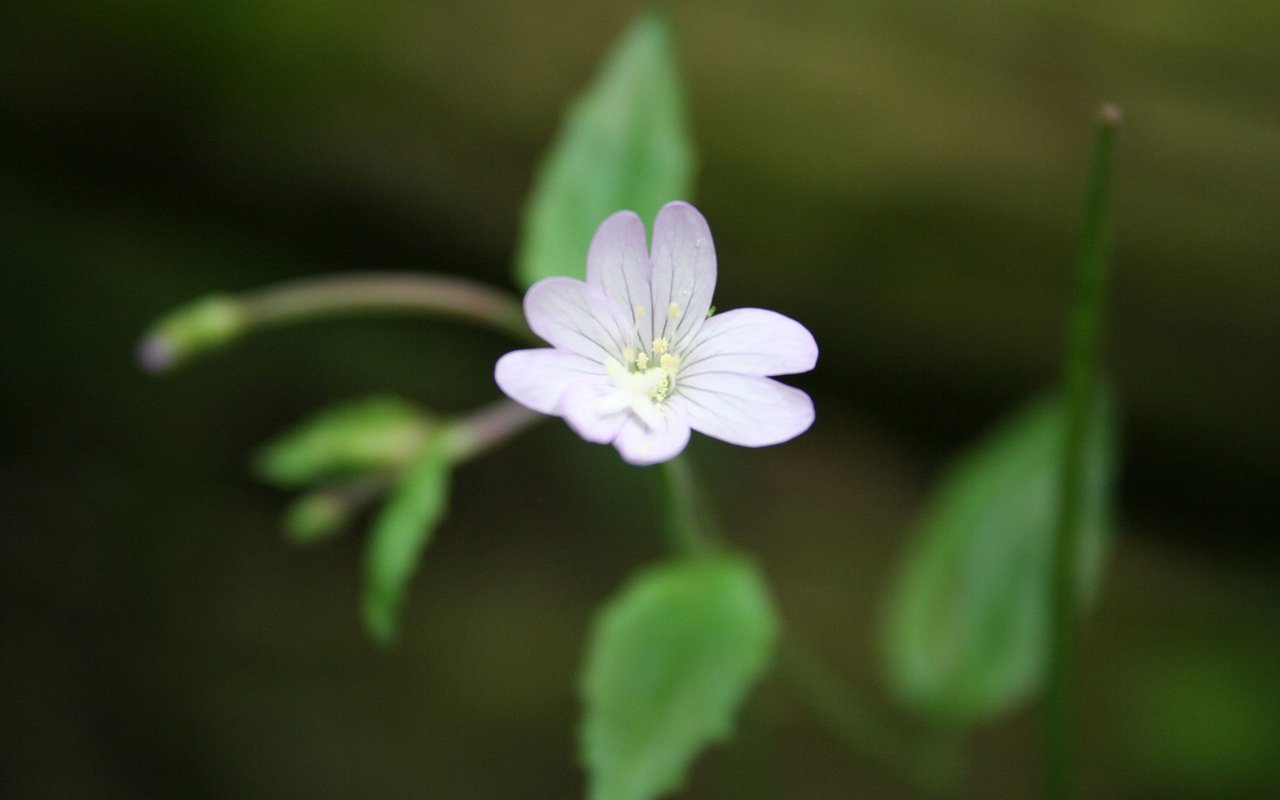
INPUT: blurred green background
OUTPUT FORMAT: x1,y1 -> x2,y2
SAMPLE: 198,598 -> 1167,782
2,1 -> 1277,797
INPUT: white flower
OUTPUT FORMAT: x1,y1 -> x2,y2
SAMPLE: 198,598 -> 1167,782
496,201 -> 817,465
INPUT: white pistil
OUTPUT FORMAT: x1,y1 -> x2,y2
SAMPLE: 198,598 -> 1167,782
598,341 -> 685,430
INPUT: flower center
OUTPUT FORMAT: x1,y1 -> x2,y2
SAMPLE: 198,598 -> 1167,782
600,341 -> 684,428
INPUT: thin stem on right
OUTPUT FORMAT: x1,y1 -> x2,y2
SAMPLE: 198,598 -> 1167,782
1045,103 -> 1122,800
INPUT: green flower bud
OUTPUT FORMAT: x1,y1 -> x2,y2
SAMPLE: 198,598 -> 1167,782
136,295 -> 246,372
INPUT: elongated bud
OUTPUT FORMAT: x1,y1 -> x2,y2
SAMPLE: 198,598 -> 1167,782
285,489 -> 353,545
283,478 -> 386,545
136,295 -> 246,372
255,396 -> 433,488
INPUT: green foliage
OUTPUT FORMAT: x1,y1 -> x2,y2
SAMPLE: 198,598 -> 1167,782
515,11 -> 695,288
255,396 -> 432,488
881,393 -> 1117,726
581,556 -> 778,800
362,432 -> 454,645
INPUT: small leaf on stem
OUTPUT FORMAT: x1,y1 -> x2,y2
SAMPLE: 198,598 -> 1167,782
362,432 -> 454,645
880,393 -> 1117,726
581,556 -> 777,800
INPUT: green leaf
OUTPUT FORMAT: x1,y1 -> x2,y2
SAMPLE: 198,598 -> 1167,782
361,431 -> 453,645
880,392 -> 1117,726
581,556 -> 778,800
254,396 -> 432,488
515,11 -> 695,287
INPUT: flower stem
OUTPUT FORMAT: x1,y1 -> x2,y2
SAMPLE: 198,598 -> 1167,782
1044,103 -> 1122,800
658,456 -> 719,557
449,400 -> 544,462
139,273 -> 535,372
778,637 -> 959,797
658,455 -> 958,793
240,273 -> 534,342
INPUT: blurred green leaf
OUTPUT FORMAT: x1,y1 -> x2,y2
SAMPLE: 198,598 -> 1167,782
515,11 -> 695,288
581,556 -> 777,800
361,432 -> 453,645
255,396 -> 432,488
880,393 -> 1117,726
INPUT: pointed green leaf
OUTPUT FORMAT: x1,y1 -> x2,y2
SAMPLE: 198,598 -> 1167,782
582,556 -> 777,800
880,393 -> 1117,726
254,396 -> 433,488
361,432 -> 453,645
515,11 -> 695,287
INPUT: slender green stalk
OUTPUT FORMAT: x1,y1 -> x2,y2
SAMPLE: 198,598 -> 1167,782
241,273 -> 534,342
659,456 -> 719,556
139,272 -> 535,371
659,455 -> 957,793
779,637 -> 958,797
1045,103 -> 1122,800
449,400 -> 544,462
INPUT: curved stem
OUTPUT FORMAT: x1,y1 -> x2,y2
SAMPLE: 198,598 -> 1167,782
450,400 -> 545,462
1045,103 -> 1121,800
242,273 -> 535,343
140,273 -> 536,372
658,454 -> 958,793
778,637 -> 959,797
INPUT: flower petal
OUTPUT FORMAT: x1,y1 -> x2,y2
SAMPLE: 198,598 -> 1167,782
495,348 -> 603,414
524,277 -> 633,362
559,378 -> 630,444
613,411 -> 692,465
680,308 -> 818,378
586,210 -> 652,331
648,201 -> 716,353
673,374 -> 814,447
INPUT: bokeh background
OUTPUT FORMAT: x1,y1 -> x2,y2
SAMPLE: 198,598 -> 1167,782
3,1 -> 1278,797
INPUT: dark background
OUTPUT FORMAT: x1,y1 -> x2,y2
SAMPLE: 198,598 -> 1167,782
3,1 -> 1277,797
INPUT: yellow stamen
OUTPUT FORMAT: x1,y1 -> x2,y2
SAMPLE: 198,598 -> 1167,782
652,337 -> 668,355
634,305 -> 647,320
635,351 -> 650,370
667,302 -> 680,320
659,353 -> 679,373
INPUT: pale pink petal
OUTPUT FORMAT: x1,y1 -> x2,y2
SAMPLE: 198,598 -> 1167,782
613,411 -> 692,466
494,348 -> 603,414
672,374 -> 814,447
524,277 -> 632,363
586,211 -> 652,334
680,308 -> 818,378
559,378 -> 629,444
647,201 -> 716,353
